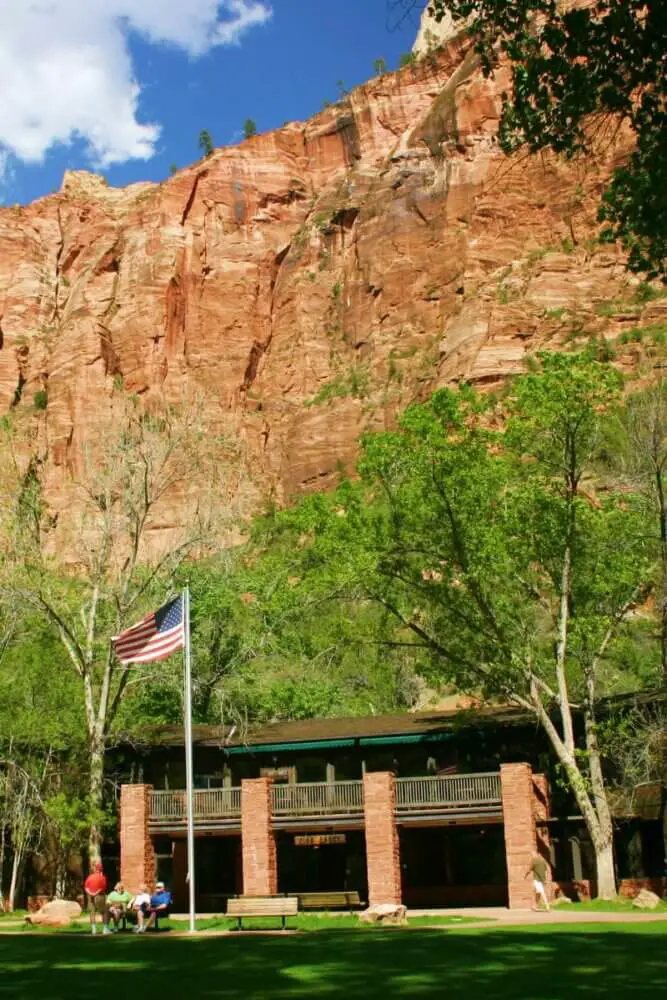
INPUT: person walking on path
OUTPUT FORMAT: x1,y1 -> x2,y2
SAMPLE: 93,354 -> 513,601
528,853 -> 551,911
84,861 -> 108,935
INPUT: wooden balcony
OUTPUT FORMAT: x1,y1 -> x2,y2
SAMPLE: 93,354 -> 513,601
271,780 -> 364,827
149,787 -> 241,832
148,772 -> 502,833
395,773 -> 502,822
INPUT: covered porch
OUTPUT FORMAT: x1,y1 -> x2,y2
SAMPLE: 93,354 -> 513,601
121,764 -> 545,911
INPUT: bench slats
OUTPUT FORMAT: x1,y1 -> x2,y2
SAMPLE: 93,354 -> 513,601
298,891 -> 361,909
227,896 -> 298,929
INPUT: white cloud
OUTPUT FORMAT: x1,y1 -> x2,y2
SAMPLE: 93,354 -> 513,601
0,1 -> 272,169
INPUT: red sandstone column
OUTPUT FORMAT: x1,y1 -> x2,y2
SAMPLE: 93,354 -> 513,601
501,763 -> 537,909
241,778 -> 277,896
120,784 -> 156,893
363,772 -> 402,907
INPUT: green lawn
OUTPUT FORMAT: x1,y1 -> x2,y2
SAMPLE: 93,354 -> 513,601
553,897 -> 667,913
1,912 -> 487,934
1,924 -> 665,999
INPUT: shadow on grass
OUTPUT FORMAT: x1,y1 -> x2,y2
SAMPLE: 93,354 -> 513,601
1,925 -> 666,999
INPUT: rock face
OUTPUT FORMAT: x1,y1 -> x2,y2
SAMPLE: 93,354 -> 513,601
0,37 -> 653,536
412,5 -> 467,55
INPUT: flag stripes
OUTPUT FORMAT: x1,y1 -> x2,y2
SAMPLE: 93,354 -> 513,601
112,596 -> 184,665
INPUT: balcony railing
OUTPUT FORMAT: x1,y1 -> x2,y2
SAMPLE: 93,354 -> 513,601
148,773 -> 501,828
271,780 -> 364,817
396,773 -> 501,814
150,787 -> 241,823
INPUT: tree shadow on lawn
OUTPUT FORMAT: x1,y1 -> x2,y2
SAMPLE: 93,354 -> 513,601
1,925 -> 665,1000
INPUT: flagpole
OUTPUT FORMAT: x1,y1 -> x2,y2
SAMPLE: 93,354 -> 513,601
183,585 -> 197,933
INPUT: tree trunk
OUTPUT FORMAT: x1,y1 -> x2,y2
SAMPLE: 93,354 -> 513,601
656,467 -> 667,684
534,700 -> 617,899
592,836 -> 617,899
8,846 -> 23,911
88,740 -> 105,863
0,813 -> 7,909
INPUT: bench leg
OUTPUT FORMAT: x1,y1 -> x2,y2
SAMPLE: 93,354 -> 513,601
281,915 -> 286,932
237,917 -> 241,932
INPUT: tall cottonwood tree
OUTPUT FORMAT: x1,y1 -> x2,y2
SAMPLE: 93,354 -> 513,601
616,378 -> 667,683
265,354 -> 654,897
0,391 -> 244,859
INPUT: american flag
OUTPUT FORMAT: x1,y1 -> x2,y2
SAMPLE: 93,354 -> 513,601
112,596 -> 185,665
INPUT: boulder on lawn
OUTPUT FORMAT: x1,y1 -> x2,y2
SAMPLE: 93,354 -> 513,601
359,903 -> 407,926
552,895 -> 573,905
632,889 -> 661,910
26,899 -> 82,928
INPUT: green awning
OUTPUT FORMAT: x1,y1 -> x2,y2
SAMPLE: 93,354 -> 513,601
359,733 -> 453,747
224,732 -> 453,755
225,738 -> 357,755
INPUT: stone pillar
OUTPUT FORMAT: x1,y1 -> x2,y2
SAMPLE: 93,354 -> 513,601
120,784 -> 156,893
241,778 -> 277,896
363,771 -> 402,907
500,763 -> 537,909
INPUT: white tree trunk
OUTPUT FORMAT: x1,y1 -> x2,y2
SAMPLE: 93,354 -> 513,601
8,846 -> 23,912
88,741 -> 105,863
593,836 -> 617,900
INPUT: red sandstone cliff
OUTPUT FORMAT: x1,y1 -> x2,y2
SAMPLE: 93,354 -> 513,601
0,37 -> 662,525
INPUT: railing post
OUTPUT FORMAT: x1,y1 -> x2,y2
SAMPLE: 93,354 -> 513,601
241,778 -> 278,896
363,772 -> 402,907
120,784 -> 156,893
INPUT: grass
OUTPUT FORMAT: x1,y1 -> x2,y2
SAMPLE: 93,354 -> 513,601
554,898 -> 667,914
1,924 -> 665,999
1,912 -> 488,935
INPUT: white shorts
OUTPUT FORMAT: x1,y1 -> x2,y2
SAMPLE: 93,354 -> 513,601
533,879 -> 546,895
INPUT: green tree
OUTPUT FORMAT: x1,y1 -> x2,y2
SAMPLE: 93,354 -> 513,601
183,546 -> 423,726
373,58 -> 387,76
423,1 -> 666,278
614,377 -> 667,682
268,354 -> 655,897
198,129 -> 214,157
243,119 -> 257,140
0,391 -> 239,859
399,52 -> 416,68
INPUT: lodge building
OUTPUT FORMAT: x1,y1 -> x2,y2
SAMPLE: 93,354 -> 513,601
117,705 -> 665,911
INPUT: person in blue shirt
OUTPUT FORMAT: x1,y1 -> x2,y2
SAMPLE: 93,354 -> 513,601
145,882 -> 173,930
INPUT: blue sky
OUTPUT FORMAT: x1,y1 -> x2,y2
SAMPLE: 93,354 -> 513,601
0,2 -> 422,206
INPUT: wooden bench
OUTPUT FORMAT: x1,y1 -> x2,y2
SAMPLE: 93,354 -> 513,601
297,891 -> 362,911
226,896 -> 298,931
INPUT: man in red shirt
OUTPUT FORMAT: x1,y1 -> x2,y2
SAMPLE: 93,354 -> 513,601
84,861 -> 108,935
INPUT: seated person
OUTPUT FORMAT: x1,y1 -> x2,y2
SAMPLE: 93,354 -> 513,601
132,885 -> 152,934
145,881 -> 173,931
105,882 -> 132,931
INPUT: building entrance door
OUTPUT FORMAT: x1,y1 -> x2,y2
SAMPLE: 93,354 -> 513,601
277,831 -> 367,899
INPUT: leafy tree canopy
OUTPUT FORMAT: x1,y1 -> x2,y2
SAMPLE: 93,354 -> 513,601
424,1 -> 666,278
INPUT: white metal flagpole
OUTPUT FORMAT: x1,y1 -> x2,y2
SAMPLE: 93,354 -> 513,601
183,585 -> 197,933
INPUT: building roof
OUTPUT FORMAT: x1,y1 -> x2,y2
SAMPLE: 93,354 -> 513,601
133,688 -> 665,755
145,703 -> 533,753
